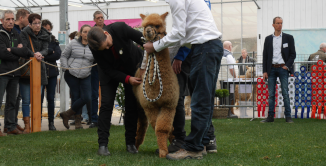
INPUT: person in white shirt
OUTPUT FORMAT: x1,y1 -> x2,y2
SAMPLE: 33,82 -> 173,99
217,41 -> 238,118
143,0 -> 223,160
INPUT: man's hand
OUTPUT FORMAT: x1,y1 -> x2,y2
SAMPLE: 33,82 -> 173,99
17,44 -> 23,48
263,72 -> 268,82
7,48 -> 11,52
129,77 -> 142,86
172,59 -> 182,74
139,69 -> 145,78
282,66 -> 288,70
143,42 -> 155,54
34,52 -> 44,61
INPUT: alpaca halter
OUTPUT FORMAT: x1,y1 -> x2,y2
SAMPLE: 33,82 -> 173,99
141,29 -> 166,102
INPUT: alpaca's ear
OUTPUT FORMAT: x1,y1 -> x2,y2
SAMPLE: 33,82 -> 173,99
161,12 -> 169,20
246,66 -> 249,70
140,14 -> 146,20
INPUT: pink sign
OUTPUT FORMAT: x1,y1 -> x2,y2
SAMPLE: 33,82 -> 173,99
78,18 -> 142,30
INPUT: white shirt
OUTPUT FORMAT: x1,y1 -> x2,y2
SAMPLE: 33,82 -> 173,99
153,0 -> 222,52
226,54 -> 236,69
272,32 -> 285,64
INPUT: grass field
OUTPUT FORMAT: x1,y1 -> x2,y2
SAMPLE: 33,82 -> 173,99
1,118 -> 326,166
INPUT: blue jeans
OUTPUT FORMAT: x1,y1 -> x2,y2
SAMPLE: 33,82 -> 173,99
41,76 -> 57,122
81,105 -> 89,120
64,71 -> 92,115
20,82 -> 30,117
20,82 -> 43,117
182,39 -> 223,152
91,66 -> 99,123
268,67 -> 291,117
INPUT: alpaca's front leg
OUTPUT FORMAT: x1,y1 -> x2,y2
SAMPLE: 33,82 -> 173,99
155,107 -> 176,158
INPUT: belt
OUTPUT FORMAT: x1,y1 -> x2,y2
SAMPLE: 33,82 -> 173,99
272,64 -> 285,68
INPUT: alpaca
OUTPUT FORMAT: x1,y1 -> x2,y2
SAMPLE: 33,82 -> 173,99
235,66 -> 257,105
133,12 -> 180,158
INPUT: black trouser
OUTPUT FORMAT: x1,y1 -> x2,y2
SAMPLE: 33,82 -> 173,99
0,76 -> 19,132
98,81 -> 138,147
172,96 -> 186,141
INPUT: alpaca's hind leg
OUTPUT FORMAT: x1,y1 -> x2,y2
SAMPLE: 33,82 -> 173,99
135,108 -> 148,150
144,107 -> 159,130
156,107 -> 176,158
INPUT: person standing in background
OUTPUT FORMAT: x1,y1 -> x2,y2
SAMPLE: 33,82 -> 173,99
261,16 -> 296,123
20,13 -> 50,133
41,19 -> 61,131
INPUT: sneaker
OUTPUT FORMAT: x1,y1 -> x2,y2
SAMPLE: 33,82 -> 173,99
166,149 -> 203,160
286,117 -> 294,123
206,138 -> 217,153
168,139 -> 184,153
260,115 -> 274,123
81,119 -> 88,124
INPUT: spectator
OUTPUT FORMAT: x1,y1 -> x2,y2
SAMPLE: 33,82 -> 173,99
69,31 -> 78,41
143,0 -> 223,160
87,23 -> 144,156
0,10 -> 28,135
41,19 -> 61,131
20,13 -> 50,133
237,48 -> 256,75
220,41 -> 238,118
308,43 -> 326,71
60,24 -> 93,130
261,16 -> 295,123
3,9 -> 30,134
13,9 -> 30,34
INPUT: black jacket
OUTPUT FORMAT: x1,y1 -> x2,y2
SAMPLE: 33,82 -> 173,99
90,22 -> 144,85
44,36 -> 61,78
20,26 -> 51,85
263,32 -> 296,75
236,56 -> 256,75
0,25 -> 28,77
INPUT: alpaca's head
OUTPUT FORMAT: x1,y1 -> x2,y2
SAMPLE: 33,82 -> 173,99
140,12 -> 168,42
246,66 -> 256,78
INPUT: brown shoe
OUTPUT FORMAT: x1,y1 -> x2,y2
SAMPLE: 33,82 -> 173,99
75,114 -> 83,130
16,124 -> 24,132
23,117 -> 31,134
60,109 -> 76,129
166,149 -> 203,160
3,128 -> 7,133
0,130 -> 7,136
7,128 -> 23,135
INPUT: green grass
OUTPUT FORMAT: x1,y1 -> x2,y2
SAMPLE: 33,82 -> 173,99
1,119 -> 326,166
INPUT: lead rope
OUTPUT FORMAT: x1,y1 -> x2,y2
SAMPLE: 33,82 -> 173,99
142,53 -> 163,102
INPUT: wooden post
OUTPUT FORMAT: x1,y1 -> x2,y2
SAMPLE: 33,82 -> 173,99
30,57 -> 41,132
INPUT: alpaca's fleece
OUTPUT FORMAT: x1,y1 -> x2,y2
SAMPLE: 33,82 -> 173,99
235,67 -> 257,106
133,12 -> 179,158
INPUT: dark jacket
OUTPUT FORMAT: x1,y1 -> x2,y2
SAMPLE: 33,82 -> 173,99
0,25 -> 28,77
20,26 -> 51,85
263,32 -> 296,75
236,56 -> 256,75
90,22 -> 144,85
44,35 -> 61,78
307,49 -> 326,72
13,24 -> 22,34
